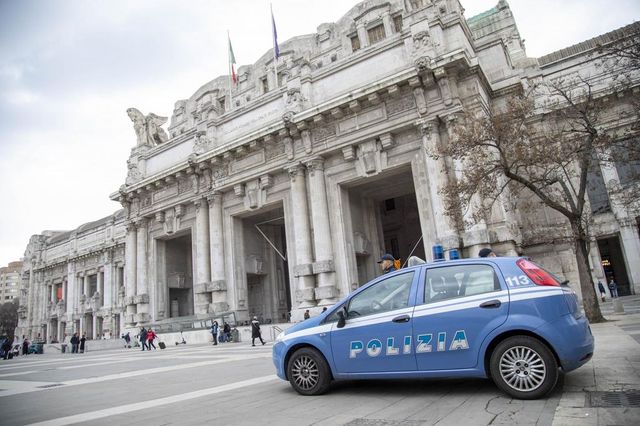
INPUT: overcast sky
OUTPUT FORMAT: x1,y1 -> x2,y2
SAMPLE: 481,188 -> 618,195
1,0 -> 638,267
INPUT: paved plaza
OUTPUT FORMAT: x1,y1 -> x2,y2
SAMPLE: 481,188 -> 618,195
0,300 -> 638,426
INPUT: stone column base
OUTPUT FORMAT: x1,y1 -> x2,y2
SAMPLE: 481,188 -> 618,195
315,283 -> 339,306
296,286 -> 317,308
209,301 -> 229,315
134,312 -> 150,324
195,303 -> 211,314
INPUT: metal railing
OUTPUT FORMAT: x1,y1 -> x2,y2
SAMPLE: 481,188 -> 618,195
146,312 -> 237,333
270,325 -> 283,341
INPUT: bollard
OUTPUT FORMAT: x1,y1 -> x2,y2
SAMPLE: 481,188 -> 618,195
613,298 -> 625,314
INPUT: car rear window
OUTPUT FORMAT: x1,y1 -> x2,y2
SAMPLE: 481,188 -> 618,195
424,264 -> 500,304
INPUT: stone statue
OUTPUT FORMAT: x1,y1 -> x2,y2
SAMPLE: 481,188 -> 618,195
126,107 -> 169,147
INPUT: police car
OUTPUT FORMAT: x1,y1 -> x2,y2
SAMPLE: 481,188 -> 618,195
272,257 -> 594,399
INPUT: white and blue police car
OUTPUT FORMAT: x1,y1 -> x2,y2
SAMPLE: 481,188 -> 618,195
272,257 -> 594,399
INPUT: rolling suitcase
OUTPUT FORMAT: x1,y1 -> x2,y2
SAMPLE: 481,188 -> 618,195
158,342 -> 166,350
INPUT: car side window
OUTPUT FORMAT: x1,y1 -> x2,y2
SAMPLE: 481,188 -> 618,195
348,272 -> 414,318
424,264 -> 500,304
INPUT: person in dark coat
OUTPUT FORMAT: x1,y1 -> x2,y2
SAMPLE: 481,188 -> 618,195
597,281 -> 606,302
139,327 -> 149,351
608,279 -> 619,298
250,316 -> 265,346
22,336 -> 30,355
70,333 -> 79,354
79,333 -> 86,353
223,322 -> 231,342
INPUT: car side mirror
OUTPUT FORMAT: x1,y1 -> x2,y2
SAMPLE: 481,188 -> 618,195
337,308 -> 346,328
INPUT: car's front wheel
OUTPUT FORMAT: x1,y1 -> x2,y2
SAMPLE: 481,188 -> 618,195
489,336 -> 559,400
286,347 -> 332,395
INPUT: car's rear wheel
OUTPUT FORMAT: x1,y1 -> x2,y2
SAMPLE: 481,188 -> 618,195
489,336 -> 558,400
287,347 -> 331,395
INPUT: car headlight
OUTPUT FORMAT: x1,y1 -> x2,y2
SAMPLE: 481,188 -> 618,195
276,331 -> 285,342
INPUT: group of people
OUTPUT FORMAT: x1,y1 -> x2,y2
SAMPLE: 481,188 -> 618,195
598,279 -> 619,301
303,307 -> 328,320
210,318 -> 267,347
68,333 -> 87,353
210,321 -> 233,345
137,327 -> 158,350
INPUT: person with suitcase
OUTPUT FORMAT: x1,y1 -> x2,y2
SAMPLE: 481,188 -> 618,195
147,329 -> 157,350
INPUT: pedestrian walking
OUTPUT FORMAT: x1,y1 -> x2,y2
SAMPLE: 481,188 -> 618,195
304,310 -> 310,320
147,329 -> 157,350
597,281 -> 606,302
223,322 -> 231,342
70,333 -> 79,354
608,279 -> 619,298
139,327 -> 149,351
251,316 -> 266,346
22,336 -> 29,356
122,332 -> 131,348
79,333 -> 86,353
211,321 -> 219,346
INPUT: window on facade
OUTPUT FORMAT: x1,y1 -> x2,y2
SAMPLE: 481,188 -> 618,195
586,157 -> 611,214
424,264 -> 499,304
261,77 -> 269,94
368,24 -> 386,44
348,272 -> 414,317
393,15 -> 403,33
351,35 -> 361,52
613,139 -> 640,187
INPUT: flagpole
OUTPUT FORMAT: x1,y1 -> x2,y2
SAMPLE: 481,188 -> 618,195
271,3 -> 278,89
227,30 -> 234,109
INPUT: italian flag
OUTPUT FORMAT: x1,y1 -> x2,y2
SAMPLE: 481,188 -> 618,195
228,35 -> 237,85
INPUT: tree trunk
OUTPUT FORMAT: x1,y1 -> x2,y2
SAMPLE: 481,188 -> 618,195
572,222 -> 606,323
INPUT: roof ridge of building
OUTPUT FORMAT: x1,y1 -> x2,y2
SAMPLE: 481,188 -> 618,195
538,21 -> 640,67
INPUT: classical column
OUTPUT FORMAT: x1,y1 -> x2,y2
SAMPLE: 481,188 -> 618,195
57,321 -> 63,342
416,119 -> 459,255
65,264 -> 75,333
304,158 -> 338,305
208,191 -> 228,313
599,157 -> 640,294
285,163 -> 316,311
97,269 -> 104,303
92,313 -> 97,339
124,222 -> 137,325
194,197 -> 212,314
135,218 -> 149,322
61,278 -> 67,316
83,274 -> 89,297
382,11 -> 393,36
103,263 -> 113,309
79,315 -> 85,337
357,23 -> 369,48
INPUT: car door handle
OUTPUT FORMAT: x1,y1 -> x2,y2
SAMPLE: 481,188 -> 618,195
479,299 -> 502,309
392,314 -> 411,323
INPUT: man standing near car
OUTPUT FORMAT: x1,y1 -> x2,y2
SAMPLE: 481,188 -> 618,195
377,253 -> 396,274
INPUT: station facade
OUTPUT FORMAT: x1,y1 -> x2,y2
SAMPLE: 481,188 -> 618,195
17,0 -> 640,339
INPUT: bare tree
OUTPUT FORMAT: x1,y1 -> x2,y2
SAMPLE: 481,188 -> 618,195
436,72 -> 638,323
0,300 -> 19,340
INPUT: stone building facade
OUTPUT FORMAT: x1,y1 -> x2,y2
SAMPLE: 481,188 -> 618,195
19,0 -> 639,338
0,261 -> 23,302
17,212 -> 126,340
